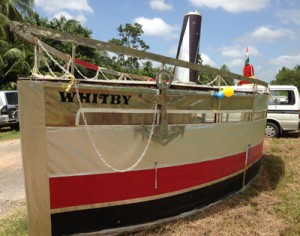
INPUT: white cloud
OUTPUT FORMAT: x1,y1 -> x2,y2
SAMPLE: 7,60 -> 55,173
221,46 -> 260,58
251,26 -> 295,42
239,26 -> 295,43
188,0 -> 270,13
226,58 -> 244,68
270,53 -> 300,68
35,0 -> 93,23
150,0 -> 172,11
53,11 -> 87,24
276,10 -> 300,25
167,46 -> 215,67
221,47 -> 243,58
35,0 -> 93,14
217,46 -> 261,71
201,53 -> 216,67
134,17 -> 178,39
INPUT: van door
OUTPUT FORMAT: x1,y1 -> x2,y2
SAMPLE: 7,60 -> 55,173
268,88 -> 299,131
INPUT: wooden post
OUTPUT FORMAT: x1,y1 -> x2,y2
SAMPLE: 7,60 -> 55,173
71,44 -> 76,75
33,45 -> 40,72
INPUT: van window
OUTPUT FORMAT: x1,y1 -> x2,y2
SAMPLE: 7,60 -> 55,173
269,90 -> 295,105
5,92 -> 18,105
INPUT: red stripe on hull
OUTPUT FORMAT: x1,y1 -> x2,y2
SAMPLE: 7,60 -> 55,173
49,143 -> 263,209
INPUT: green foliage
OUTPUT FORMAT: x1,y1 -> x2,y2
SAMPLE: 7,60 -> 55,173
0,40 -> 10,54
3,48 -> 23,65
24,15 -> 112,79
0,0 -> 34,19
220,64 -> 234,85
0,14 -> 11,40
108,23 -> 150,70
116,23 -> 149,50
197,64 -> 234,86
0,0 -> 34,41
196,53 -> 203,65
196,54 -> 215,85
198,70 -> 216,85
271,65 -> 300,91
0,0 -> 22,22
0,45 -> 33,89
0,0 -> 35,89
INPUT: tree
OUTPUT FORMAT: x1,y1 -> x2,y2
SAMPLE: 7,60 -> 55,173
220,64 -> 234,85
271,65 -> 300,91
1,47 -> 32,89
25,15 -> 112,79
108,23 -> 149,70
0,0 -> 34,39
0,0 -> 34,89
0,0 -> 33,18
196,53 -> 203,65
196,53 -> 216,85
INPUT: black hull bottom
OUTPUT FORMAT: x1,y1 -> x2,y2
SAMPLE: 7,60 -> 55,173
51,160 -> 261,235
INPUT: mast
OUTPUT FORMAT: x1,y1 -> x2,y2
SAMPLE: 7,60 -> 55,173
174,10 -> 202,83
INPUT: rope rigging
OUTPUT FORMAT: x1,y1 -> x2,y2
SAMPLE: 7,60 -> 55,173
35,39 -> 160,172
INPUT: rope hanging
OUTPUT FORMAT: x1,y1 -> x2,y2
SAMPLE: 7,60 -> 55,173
35,39 -> 160,172
74,81 -> 159,172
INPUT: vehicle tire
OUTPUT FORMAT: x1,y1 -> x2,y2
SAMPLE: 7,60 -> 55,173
265,122 -> 280,138
10,123 -> 20,131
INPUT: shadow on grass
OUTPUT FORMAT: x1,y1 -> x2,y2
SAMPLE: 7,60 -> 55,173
281,130 -> 300,139
0,127 -> 20,141
0,127 -> 14,133
254,154 -> 285,191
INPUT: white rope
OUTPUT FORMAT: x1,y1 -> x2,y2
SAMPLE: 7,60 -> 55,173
65,59 -> 72,75
98,68 -> 110,80
118,73 -> 126,80
38,39 -> 135,81
74,64 -> 90,80
37,40 -> 73,78
118,73 -> 130,80
37,39 -> 160,171
206,75 -> 228,86
74,79 -> 159,172
74,64 -> 103,80
43,58 -> 57,77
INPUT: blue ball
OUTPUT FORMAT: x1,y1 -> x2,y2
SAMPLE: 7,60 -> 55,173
217,91 -> 224,99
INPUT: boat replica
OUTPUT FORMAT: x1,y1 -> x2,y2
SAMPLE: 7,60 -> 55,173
11,15 -> 268,236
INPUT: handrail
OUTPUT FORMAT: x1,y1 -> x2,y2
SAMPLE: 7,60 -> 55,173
10,21 -> 268,87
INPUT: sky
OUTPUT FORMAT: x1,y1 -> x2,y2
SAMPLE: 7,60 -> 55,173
33,0 -> 300,83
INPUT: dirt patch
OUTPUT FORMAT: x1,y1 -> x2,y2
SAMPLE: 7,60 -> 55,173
0,139 -> 25,217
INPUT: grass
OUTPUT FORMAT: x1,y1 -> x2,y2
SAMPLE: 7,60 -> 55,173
0,128 -> 20,141
0,204 -> 27,236
0,132 -> 299,235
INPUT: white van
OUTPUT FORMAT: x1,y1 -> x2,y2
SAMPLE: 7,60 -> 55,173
0,90 -> 19,130
265,85 -> 300,137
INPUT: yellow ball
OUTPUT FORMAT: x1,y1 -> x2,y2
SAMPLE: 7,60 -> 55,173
223,86 -> 234,97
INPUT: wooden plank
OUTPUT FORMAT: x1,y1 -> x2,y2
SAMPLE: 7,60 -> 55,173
10,21 -> 268,86
10,24 -> 151,81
